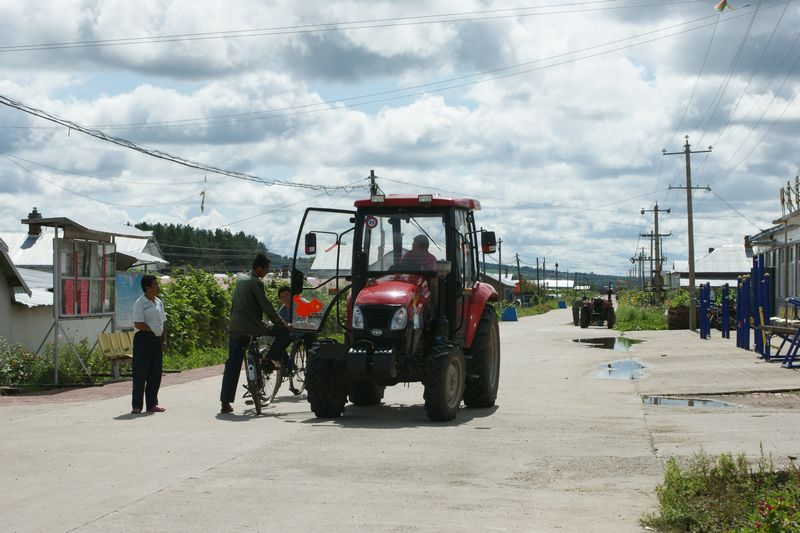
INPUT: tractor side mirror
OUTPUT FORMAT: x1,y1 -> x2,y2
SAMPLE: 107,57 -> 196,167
291,268 -> 305,295
304,233 -> 317,255
481,231 -> 497,254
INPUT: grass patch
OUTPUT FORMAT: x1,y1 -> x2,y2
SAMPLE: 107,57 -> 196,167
163,347 -> 227,371
615,304 -> 667,331
641,450 -> 800,532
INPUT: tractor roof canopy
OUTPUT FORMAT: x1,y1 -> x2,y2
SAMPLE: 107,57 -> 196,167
355,194 -> 481,211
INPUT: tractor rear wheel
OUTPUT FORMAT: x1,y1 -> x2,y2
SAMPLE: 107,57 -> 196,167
579,306 -> 590,328
306,341 -> 347,418
607,308 -> 616,329
464,307 -> 500,408
424,343 -> 465,422
348,381 -> 385,405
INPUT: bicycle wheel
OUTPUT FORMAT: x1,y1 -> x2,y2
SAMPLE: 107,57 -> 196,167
244,347 -> 264,415
289,340 -> 307,395
259,348 -> 284,407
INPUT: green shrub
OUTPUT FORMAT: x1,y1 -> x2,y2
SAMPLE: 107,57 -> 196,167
666,288 -> 690,307
160,267 -> 233,356
41,339 -> 111,384
615,304 -> 667,331
641,450 -> 800,532
0,337 -> 49,387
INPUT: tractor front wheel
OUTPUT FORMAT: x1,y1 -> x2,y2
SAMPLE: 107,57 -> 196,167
424,343 -> 465,422
580,306 -> 590,328
464,307 -> 500,408
306,341 -> 347,418
572,301 -> 580,326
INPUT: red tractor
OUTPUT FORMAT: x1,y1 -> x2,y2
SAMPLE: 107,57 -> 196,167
289,194 -> 500,421
577,287 -> 616,329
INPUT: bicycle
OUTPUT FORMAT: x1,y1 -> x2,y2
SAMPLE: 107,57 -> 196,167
242,335 -> 308,415
243,337 -> 283,415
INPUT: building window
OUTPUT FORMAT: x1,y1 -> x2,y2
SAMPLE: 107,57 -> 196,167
57,239 -> 116,317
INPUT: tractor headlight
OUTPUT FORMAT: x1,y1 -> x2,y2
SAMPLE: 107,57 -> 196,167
352,305 -> 365,329
390,307 -> 408,330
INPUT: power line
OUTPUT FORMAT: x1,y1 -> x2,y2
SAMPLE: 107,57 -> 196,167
705,32 -> 800,185
694,1 -> 761,144
0,0 -> 702,53
0,153 -> 200,208
0,93 -> 368,193
6,4 -> 768,133
0,151 -> 211,185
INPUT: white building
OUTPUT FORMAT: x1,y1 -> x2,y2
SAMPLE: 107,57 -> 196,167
0,209 -> 167,352
668,244 -> 751,289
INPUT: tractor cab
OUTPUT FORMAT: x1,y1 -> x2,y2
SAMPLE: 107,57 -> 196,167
291,193 -> 501,422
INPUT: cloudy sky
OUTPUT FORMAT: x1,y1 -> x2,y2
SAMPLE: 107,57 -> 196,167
0,0 -> 798,275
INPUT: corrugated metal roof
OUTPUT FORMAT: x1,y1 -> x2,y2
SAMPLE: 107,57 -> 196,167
673,244 -> 750,274
0,228 -> 165,268
483,272 -> 517,287
1,248 -> 31,296
13,287 -> 52,308
16,267 -> 53,290
534,279 -> 574,289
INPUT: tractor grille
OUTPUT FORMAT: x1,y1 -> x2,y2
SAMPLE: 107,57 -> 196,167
359,305 -> 399,329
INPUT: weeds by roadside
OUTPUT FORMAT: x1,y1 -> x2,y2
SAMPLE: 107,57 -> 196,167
615,304 -> 667,331
640,449 -> 800,532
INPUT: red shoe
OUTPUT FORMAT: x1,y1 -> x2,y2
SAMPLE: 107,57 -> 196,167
131,408 -> 142,414
147,405 -> 166,413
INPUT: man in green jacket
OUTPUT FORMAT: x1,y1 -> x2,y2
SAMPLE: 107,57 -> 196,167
220,253 -> 291,414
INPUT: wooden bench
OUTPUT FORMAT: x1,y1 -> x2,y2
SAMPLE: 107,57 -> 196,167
97,331 -> 134,380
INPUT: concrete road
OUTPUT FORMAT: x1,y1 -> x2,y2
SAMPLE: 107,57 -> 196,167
2,308 -> 799,532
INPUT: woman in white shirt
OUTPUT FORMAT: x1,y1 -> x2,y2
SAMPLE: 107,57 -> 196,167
131,274 -> 168,414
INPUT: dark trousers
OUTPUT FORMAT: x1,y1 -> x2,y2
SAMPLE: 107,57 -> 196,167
132,331 -> 163,410
219,328 -> 290,404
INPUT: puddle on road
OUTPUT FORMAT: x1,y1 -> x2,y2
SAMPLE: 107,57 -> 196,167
642,396 -> 741,409
592,358 -> 646,380
573,337 -> 644,352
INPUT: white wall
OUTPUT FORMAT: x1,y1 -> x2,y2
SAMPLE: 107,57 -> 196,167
0,277 -> 13,343
0,288 -> 111,352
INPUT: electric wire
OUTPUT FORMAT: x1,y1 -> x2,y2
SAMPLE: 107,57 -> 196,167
4,4 -> 767,133
705,32 -> 800,186
0,93 -> 368,192
694,1 -> 761,145
0,153 -> 201,208
0,151 -> 213,186
0,0 -> 705,53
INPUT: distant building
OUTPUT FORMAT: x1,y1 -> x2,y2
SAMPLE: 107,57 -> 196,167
668,244 -> 751,290
481,272 -> 517,302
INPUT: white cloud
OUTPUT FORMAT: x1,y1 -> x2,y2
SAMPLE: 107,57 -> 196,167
0,0 -> 796,274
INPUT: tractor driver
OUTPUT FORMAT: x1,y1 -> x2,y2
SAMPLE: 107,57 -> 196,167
399,234 -> 437,271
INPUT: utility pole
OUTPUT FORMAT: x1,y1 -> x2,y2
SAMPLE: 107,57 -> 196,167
369,169 -> 378,196
642,203 -> 671,301
498,238 -> 503,281
543,257 -> 546,294
515,253 -> 523,297
536,257 -> 540,295
664,136 -> 712,331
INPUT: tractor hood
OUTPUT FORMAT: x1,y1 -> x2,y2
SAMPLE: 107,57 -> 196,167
355,274 -> 427,307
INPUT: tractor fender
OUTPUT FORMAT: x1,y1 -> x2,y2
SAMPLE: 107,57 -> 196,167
465,282 -> 499,348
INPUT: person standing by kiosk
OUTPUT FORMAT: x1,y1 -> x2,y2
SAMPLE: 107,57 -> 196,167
131,274 -> 167,414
